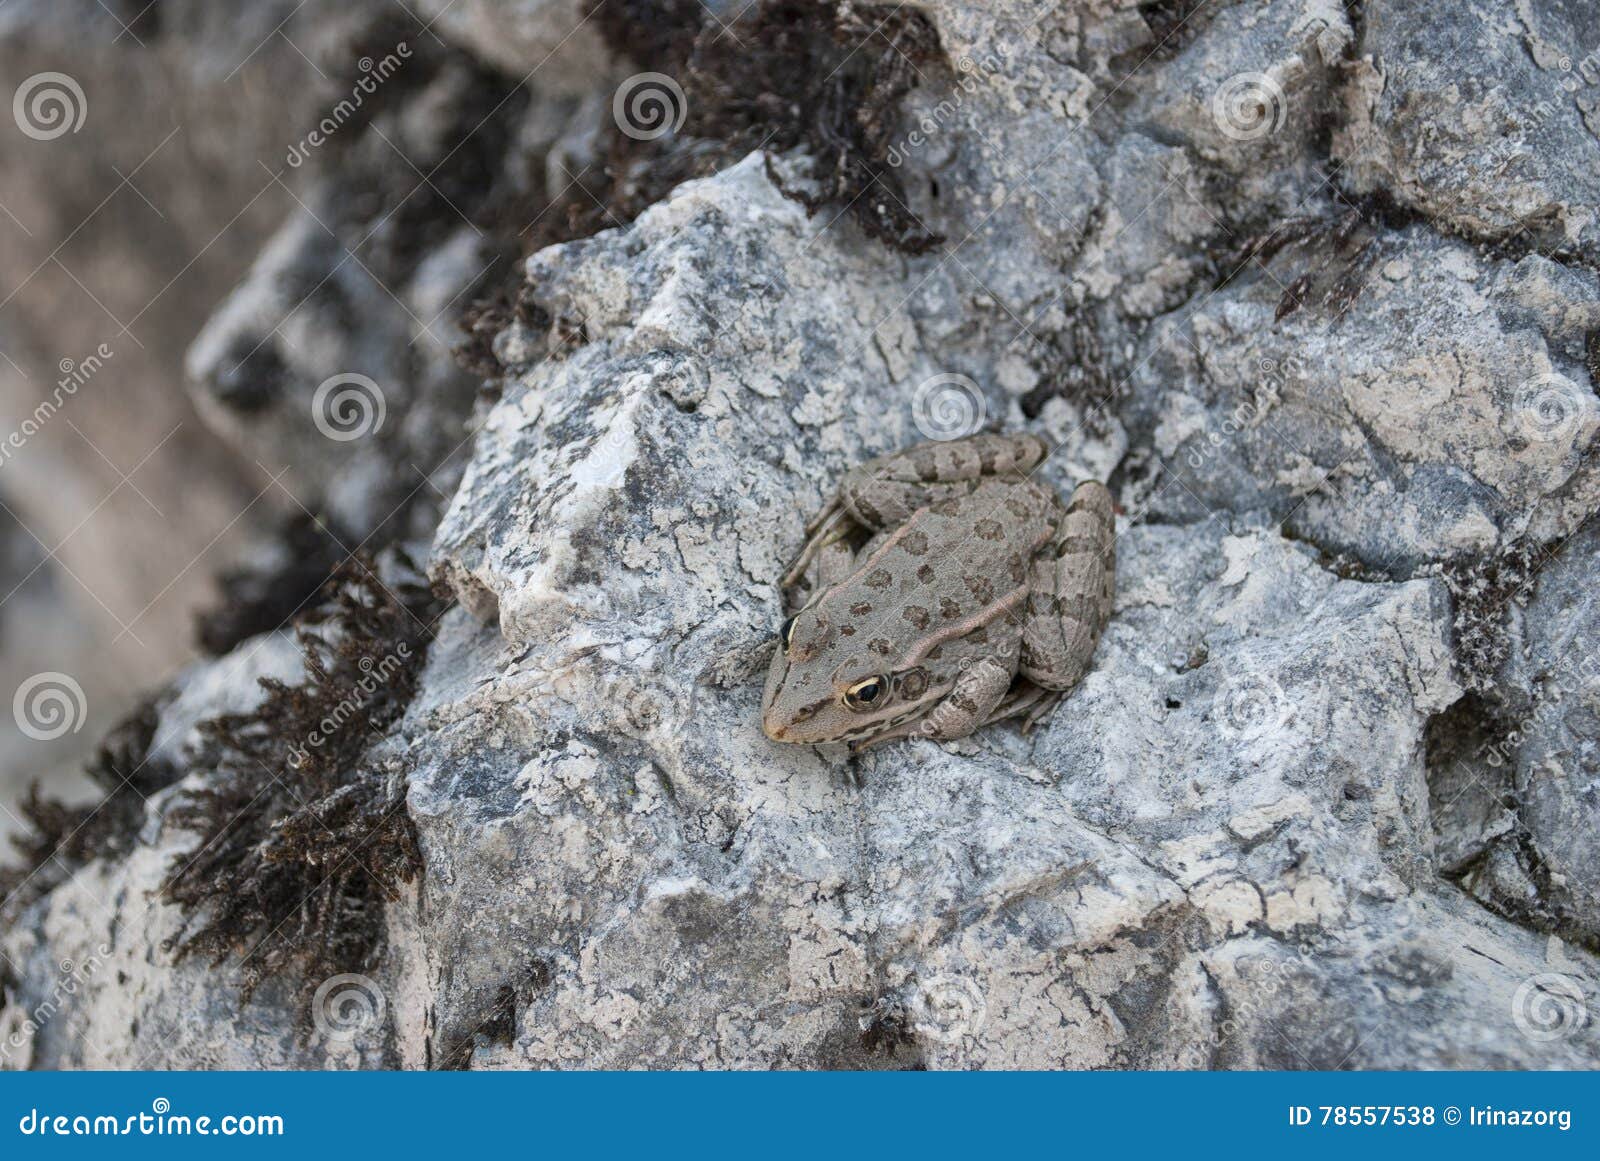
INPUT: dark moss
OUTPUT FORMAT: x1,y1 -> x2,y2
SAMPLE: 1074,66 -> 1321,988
588,0 -> 704,72
0,698 -> 174,913
164,554 -> 445,1003
195,512 -> 353,656
455,0 -> 945,381
857,993 -> 916,1057
1219,199 -> 1394,322
682,1 -> 943,254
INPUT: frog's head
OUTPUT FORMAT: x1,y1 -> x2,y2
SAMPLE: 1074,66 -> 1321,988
762,605 -> 949,746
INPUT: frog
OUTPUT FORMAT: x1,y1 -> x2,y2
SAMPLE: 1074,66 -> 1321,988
761,432 -> 1115,750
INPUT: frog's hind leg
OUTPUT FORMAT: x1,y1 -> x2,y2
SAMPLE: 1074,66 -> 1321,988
841,432 -> 1050,528
1019,480 -> 1116,694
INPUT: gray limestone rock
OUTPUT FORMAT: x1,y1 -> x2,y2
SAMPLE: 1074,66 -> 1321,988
4,0 -> 1599,1072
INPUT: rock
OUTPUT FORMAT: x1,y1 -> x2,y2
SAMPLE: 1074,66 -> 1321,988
1123,227 -> 1600,570
4,0 -> 1599,1073
1335,0 -> 1600,260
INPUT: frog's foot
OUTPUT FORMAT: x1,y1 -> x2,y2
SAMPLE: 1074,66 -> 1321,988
981,679 -> 1061,733
1020,479 -> 1116,692
781,504 -> 857,594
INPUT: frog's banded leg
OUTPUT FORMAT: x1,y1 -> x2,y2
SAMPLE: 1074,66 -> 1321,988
840,432 -> 1049,528
1019,480 -> 1115,692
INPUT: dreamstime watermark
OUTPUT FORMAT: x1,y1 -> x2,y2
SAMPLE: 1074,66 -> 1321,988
1511,972 -> 1588,1043
1473,651 -> 1600,772
912,372 -> 986,440
12,671 -> 87,742
0,343 -> 114,468
285,43 -> 412,168
1210,71 -> 1286,142
285,644 -> 410,768
311,372 -> 386,441
1212,671 -> 1293,743
1511,371 -> 1591,445
311,973 -> 387,1044
13,71 -> 87,141
605,675 -> 678,735
17,1098 -> 283,1137
1182,356 -> 1305,475
885,52 -> 1003,168
907,972 -> 986,1045
1170,947 -> 1315,1068
2,944 -> 111,1064
612,72 -> 687,141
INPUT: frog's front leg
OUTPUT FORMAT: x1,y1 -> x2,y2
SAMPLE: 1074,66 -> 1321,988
852,656 -> 1015,750
1020,480 -> 1116,692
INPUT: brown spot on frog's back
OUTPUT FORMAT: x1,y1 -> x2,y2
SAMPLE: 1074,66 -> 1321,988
899,529 -> 930,556
966,575 -> 995,603
975,519 -> 1005,541
865,568 -> 893,590
917,563 -> 937,583
902,605 -> 931,629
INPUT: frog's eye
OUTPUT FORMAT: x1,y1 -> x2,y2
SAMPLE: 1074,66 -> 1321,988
781,617 -> 798,651
843,676 -> 888,711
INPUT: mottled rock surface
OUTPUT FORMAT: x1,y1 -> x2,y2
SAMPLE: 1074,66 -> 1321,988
4,0 -> 1599,1070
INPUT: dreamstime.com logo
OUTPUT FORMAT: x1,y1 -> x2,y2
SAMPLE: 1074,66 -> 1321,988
1210,71 -> 1286,142
1511,973 -> 1589,1043
1512,372 -> 1592,445
286,42 -> 412,168
1211,671 -> 1292,743
2,944 -> 111,1064
12,671 -> 87,742
13,71 -> 87,140
17,1099 -> 283,1138
908,973 -> 987,1045
0,343 -> 115,468
285,644 -> 410,769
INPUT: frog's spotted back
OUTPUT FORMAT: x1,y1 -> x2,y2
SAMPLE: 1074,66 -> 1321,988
762,432 -> 1116,750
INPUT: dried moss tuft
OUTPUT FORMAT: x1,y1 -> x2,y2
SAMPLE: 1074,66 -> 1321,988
681,0 -> 943,255
163,554 -> 444,999
455,0 -> 945,380
0,698 -> 173,912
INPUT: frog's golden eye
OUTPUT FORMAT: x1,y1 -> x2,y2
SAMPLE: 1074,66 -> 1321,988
843,676 -> 888,711
781,617 -> 798,651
